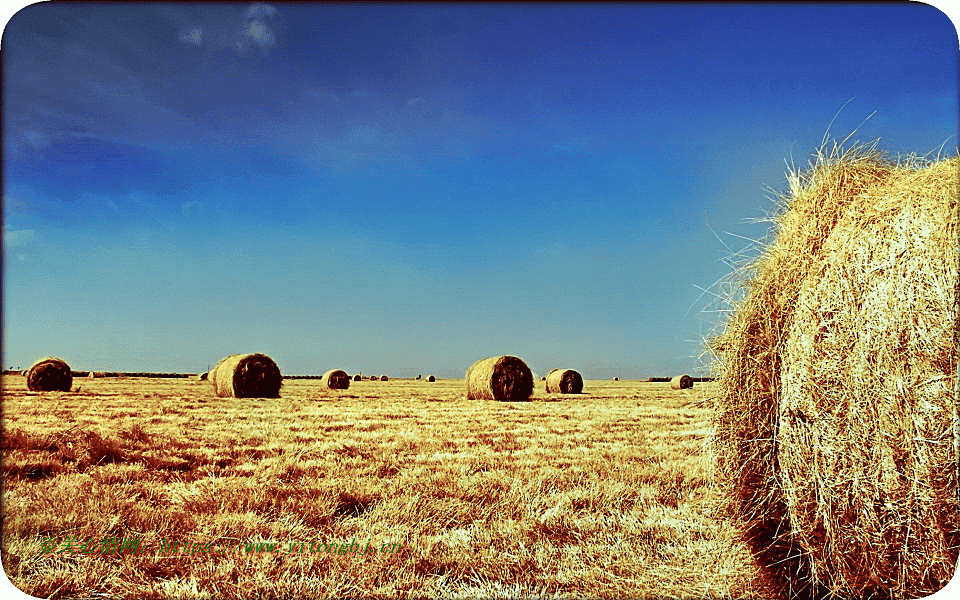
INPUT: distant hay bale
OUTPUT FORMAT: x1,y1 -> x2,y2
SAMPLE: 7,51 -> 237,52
87,371 -> 95,379
416,374 -> 421,380
670,374 -> 693,389
545,368 -> 584,394
540,376 -> 546,381
26,358 -> 72,392
426,375 -> 435,382
380,375 -> 389,381
711,144 -> 959,598
209,353 -> 282,398
353,374 -> 361,382
197,372 -> 208,381
465,355 -> 533,402
321,369 -> 350,390
613,377 -> 619,381
369,375 -> 379,381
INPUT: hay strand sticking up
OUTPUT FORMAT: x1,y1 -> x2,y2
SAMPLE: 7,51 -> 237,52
545,368 -> 584,394
321,369 -> 351,390
465,355 -> 533,402
209,353 -> 282,398
711,144 -> 959,599
26,358 -> 72,392
670,374 -> 693,390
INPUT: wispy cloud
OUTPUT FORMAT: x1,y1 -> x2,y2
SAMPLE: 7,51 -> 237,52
235,3 -> 280,54
4,229 -> 36,249
179,27 -> 202,46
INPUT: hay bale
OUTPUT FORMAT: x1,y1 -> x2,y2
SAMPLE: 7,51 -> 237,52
353,374 -> 361,382
465,355 -> 533,402
545,368 -> 584,394
87,371 -> 95,379
416,374 -> 421,380
670,374 -> 693,389
426,375 -> 435,382
209,353 -> 282,398
613,376 -> 619,381
197,372 -> 208,381
321,369 -> 350,390
540,376 -> 546,381
26,358 -> 72,392
380,375 -> 389,382
711,144 -> 959,598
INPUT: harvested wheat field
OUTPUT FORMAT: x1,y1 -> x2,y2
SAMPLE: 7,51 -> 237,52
712,145 -> 959,599
0,376 -> 775,599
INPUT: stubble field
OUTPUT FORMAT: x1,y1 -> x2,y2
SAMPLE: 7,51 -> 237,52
1,376 -> 776,599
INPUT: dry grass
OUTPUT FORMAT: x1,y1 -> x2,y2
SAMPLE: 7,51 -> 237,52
0,376 -> 774,599
710,143 -> 959,599
25,358 -> 72,393
545,369 -> 584,394
465,356 -> 534,402
670,375 -> 693,390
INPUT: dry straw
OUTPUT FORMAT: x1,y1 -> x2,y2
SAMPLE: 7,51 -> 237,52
321,369 -> 351,390
710,141 -> 959,599
465,355 -> 533,402
26,358 -> 72,392
545,368 -> 584,394
670,374 -> 693,390
209,353 -> 282,398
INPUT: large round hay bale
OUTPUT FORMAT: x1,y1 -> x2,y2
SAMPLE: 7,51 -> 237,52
380,374 -> 389,381
26,358 -> 72,392
545,368 -> 583,394
353,374 -> 361,382
369,375 -> 379,381
426,374 -> 435,382
711,145 -> 959,598
669,374 -> 693,389
465,355 -> 533,402
321,369 -> 350,390
209,353 -> 282,398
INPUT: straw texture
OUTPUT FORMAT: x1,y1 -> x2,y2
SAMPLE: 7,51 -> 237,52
711,144 -> 959,599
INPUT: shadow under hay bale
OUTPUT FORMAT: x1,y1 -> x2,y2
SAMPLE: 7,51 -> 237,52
545,368 -> 584,394
209,353 -> 282,398
26,358 -> 73,392
465,355 -> 533,402
321,369 -> 351,390
711,144 -> 959,599
670,374 -> 693,389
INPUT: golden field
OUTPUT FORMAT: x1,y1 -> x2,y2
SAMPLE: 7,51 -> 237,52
1,375 -> 776,599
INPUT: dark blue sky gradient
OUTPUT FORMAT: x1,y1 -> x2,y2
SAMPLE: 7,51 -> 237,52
3,3 -> 957,377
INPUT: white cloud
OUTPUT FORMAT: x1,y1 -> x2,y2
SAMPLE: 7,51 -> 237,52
4,229 -> 36,249
181,201 -> 202,217
243,20 -> 276,49
245,3 -> 279,20
179,27 -> 202,46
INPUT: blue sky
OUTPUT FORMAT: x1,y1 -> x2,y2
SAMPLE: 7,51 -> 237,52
2,3 -> 957,378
